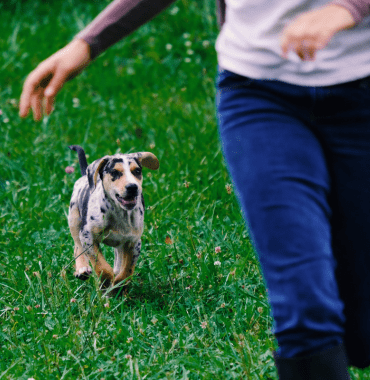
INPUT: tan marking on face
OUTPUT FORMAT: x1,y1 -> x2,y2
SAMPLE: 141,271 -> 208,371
129,162 -> 143,183
114,163 -> 131,192
102,162 -> 125,193
113,163 -> 124,173
104,161 -> 142,194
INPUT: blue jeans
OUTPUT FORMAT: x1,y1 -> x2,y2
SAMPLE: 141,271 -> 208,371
216,68 -> 370,368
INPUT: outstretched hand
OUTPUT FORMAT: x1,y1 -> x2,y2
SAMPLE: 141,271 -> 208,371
19,38 -> 91,121
280,4 -> 355,61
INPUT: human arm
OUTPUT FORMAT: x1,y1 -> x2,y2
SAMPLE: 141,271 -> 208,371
280,1 -> 370,61
76,0 -> 176,60
19,0 -> 176,121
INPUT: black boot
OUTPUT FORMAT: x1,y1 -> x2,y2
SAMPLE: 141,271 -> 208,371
274,344 -> 351,380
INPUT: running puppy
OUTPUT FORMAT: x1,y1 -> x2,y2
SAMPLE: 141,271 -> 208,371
68,145 -> 159,294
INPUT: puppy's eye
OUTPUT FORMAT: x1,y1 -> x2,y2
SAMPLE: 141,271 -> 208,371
133,168 -> 142,177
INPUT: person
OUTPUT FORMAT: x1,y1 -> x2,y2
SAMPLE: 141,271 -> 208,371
19,0 -> 370,378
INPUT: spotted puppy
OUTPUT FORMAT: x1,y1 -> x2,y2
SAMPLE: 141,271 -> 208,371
68,145 -> 159,293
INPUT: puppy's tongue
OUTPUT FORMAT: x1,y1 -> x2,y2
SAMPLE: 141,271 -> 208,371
122,198 -> 136,205
116,194 -> 137,208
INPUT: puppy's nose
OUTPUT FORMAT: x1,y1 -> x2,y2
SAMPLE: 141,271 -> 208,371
125,184 -> 138,197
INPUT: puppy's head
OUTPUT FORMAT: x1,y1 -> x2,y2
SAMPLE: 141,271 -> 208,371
88,152 -> 159,211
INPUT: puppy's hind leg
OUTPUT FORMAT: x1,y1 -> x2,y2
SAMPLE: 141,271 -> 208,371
68,206 -> 92,280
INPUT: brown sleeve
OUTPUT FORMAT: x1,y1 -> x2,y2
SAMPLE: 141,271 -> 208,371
216,0 -> 226,27
329,0 -> 370,23
76,0 -> 177,60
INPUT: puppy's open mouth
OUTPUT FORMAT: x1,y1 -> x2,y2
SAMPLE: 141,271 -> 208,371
116,194 -> 137,209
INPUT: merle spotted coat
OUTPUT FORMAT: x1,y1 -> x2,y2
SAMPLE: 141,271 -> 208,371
68,145 -> 159,294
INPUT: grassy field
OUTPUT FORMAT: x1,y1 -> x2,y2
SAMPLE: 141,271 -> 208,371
0,0 -> 369,379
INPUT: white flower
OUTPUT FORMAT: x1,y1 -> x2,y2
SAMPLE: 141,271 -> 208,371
72,98 -> 80,108
214,261 -> 221,266
127,67 -> 135,75
151,317 -> 158,325
170,6 -> 179,15
166,44 -> 173,51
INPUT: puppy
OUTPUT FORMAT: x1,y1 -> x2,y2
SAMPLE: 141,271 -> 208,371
68,145 -> 159,294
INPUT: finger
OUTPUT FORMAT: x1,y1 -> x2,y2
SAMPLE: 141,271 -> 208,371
299,41 -> 315,61
19,64 -> 52,118
19,97 -> 30,118
281,30 -> 302,59
281,39 -> 299,59
44,94 -> 55,116
306,46 -> 317,61
300,37 -> 327,60
43,70 -> 68,116
19,79 -> 34,118
281,42 -> 289,59
280,34 -> 290,58
30,91 -> 43,121
44,69 -> 68,99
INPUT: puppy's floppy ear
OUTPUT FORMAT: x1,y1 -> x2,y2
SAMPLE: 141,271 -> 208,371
87,156 -> 110,192
94,157 -> 110,187
136,152 -> 159,170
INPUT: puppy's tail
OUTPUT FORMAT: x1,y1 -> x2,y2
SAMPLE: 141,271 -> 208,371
69,145 -> 88,176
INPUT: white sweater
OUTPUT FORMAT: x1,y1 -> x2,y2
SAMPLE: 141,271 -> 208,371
216,0 -> 370,86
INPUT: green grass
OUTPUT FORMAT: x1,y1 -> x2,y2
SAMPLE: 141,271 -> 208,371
0,0 -> 369,379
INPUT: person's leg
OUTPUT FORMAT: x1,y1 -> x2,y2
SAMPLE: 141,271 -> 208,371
216,69 -> 348,375
316,77 -> 370,369
273,344 -> 350,380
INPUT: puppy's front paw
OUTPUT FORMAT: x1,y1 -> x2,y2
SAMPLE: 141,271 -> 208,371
74,266 -> 92,281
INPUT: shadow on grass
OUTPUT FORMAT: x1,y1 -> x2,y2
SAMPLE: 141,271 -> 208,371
117,278 -> 171,310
